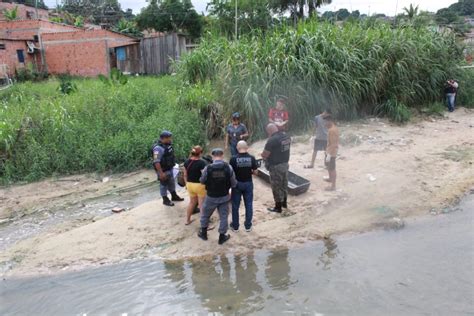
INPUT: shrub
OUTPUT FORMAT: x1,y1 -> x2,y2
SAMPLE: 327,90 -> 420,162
0,76 -> 205,183
177,20 -> 463,135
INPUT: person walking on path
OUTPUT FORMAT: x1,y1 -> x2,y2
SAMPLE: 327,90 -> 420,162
324,116 -> 339,191
229,141 -> 258,232
152,131 -> 184,206
268,97 -> 289,131
262,123 -> 291,213
225,112 -> 249,157
198,148 -> 237,245
183,146 -> 208,225
445,79 -> 459,112
305,108 -> 332,169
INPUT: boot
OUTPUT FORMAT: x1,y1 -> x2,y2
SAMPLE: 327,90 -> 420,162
171,192 -> 184,202
218,233 -> 231,245
267,202 -> 282,213
162,196 -> 175,207
198,227 -> 208,241
282,198 -> 288,209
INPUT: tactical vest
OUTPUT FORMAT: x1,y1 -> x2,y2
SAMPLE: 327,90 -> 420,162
205,163 -> 231,198
157,142 -> 176,171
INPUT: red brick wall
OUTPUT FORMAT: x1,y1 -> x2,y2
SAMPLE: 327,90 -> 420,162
0,20 -> 80,40
0,20 -> 137,77
42,30 -> 137,77
0,3 -> 49,21
0,39 -> 37,75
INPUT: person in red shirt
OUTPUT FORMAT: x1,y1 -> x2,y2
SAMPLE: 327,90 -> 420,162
268,97 -> 289,131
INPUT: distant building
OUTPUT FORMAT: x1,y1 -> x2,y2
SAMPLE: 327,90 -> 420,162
0,19 -> 138,77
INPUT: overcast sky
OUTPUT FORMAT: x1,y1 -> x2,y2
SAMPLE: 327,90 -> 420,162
43,0 -> 458,16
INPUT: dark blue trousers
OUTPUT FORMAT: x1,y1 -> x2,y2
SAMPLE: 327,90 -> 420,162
231,181 -> 254,230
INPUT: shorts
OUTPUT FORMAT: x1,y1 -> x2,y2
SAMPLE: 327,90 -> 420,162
186,182 -> 206,198
314,139 -> 328,151
325,157 -> 336,171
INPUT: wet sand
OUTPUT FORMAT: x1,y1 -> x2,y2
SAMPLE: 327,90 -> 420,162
0,108 -> 473,276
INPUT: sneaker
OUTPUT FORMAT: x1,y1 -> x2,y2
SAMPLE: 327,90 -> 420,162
245,227 -> 252,232
230,223 -> 239,232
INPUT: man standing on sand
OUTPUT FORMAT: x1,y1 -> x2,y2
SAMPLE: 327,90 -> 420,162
198,148 -> 237,245
152,131 -> 184,206
324,116 -> 339,191
230,141 -> 258,232
305,108 -> 332,169
268,97 -> 289,131
445,79 -> 459,112
262,123 -> 291,213
225,112 -> 249,157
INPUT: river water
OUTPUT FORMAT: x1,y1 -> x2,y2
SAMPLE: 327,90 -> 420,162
1,194 -> 473,315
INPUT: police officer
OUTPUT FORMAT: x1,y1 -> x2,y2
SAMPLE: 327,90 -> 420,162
152,131 -> 184,206
261,123 -> 291,213
229,141 -> 258,232
198,148 -> 237,245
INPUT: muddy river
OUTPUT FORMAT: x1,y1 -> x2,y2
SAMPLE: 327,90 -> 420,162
1,194 -> 473,315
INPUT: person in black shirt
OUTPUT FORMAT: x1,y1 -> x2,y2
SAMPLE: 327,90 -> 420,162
445,79 -> 459,112
183,146 -> 208,225
261,123 -> 291,213
229,141 -> 258,232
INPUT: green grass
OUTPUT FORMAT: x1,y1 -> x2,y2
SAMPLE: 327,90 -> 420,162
0,76 -> 205,183
177,19 -> 466,135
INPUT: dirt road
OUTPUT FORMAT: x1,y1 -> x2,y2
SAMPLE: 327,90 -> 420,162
1,109 -> 473,276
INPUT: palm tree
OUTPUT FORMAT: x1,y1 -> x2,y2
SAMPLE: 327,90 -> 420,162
308,0 -> 332,17
272,0 -> 332,21
403,4 -> 419,21
3,6 -> 19,21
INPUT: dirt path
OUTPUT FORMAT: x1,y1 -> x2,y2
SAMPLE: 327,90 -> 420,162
1,109 -> 473,277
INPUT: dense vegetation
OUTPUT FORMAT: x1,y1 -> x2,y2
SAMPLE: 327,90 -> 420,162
177,20 -> 467,136
0,77 -> 204,183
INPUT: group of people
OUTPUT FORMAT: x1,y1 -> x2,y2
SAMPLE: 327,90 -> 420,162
152,97 -> 339,245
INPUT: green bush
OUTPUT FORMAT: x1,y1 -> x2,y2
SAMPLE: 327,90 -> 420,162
456,68 -> 474,108
376,99 -> 411,124
0,76 -> 205,183
177,20 -> 463,134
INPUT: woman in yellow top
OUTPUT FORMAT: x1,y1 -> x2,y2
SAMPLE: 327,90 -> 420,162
183,146 -> 208,225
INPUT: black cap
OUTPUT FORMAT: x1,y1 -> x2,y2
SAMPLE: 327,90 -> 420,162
211,148 -> 224,156
160,130 -> 172,138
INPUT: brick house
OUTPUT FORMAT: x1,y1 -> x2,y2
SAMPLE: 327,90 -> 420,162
0,19 -> 138,77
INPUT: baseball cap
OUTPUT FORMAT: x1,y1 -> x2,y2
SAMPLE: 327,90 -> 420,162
232,112 -> 240,119
211,148 -> 224,156
160,130 -> 172,138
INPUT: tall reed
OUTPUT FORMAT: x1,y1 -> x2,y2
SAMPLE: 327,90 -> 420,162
177,20 -> 464,135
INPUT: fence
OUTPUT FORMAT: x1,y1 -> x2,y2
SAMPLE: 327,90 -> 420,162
139,33 -> 187,75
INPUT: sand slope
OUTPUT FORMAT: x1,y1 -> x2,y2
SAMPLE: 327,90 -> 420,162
1,109 -> 473,276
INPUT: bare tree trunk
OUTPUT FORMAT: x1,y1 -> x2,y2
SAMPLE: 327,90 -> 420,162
308,1 -> 315,17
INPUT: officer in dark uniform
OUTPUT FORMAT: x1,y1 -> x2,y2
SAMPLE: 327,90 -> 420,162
261,123 -> 291,213
198,148 -> 237,245
152,131 -> 184,206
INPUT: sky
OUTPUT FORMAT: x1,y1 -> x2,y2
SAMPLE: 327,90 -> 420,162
43,0 -> 459,16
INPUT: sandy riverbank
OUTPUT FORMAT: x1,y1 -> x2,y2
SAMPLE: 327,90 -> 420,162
1,108 -> 473,277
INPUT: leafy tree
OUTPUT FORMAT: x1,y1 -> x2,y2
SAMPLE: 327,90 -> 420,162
2,6 -> 19,21
136,0 -> 203,39
60,0 -> 123,26
113,19 -> 142,37
207,0 -> 273,36
270,0 -> 332,21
